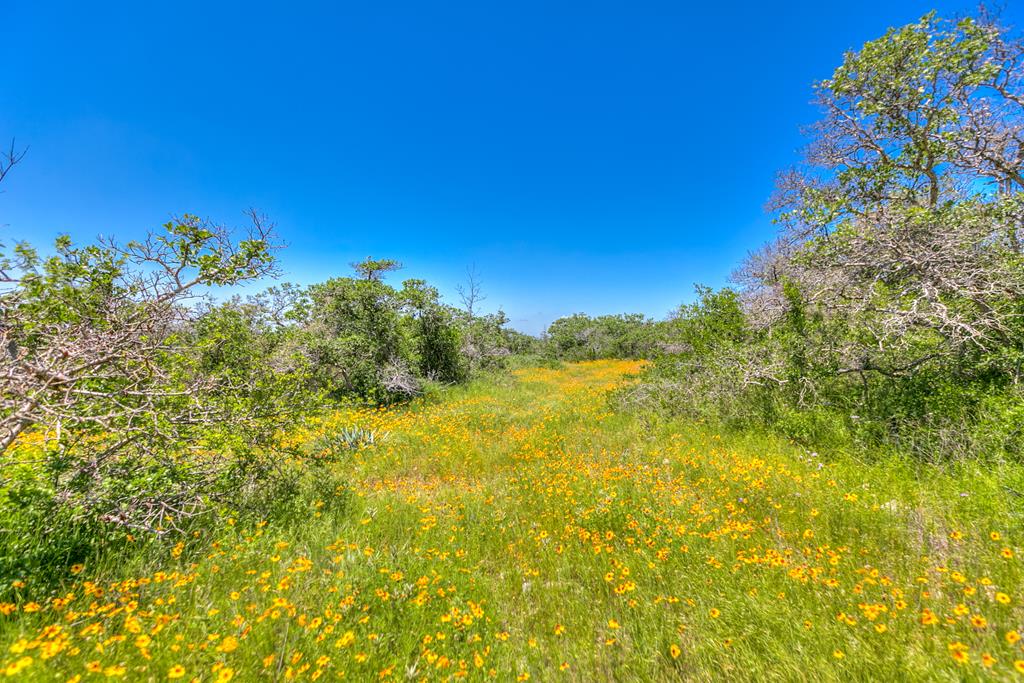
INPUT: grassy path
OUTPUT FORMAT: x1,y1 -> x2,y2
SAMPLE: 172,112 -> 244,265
3,360 -> 1024,680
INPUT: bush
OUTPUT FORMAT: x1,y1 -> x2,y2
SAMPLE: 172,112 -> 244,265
624,12 -> 1024,463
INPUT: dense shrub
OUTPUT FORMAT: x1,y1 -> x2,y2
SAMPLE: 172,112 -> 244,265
0,215 -> 326,586
544,313 -> 656,360
625,12 -> 1024,461
296,265 -> 515,401
0,213 -> 523,586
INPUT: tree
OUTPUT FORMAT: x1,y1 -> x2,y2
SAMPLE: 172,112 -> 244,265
632,10 -> 1024,458
0,139 -> 26,189
737,12 -> 1024,384
456,265 -> 485,319
0,212 -> 286,531
454,266 -> 513,370
351,257 -> 402,282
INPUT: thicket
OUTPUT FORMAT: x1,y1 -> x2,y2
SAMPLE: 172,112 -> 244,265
543,313 -> 660,360
624,11 -> 1024,462
0,195 -> 523,581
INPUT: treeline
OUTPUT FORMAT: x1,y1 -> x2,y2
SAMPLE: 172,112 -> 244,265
543,313 -> 660,360
603,12 -> 1024,462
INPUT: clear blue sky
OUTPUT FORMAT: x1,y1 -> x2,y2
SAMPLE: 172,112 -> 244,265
2,1 -> 1014,333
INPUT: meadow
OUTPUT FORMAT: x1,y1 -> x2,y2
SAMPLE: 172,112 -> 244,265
1,360 -> 1023,681
10,5 -> 1024,681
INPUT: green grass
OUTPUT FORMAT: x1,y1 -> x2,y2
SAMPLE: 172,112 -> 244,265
3,360 -> 1024,681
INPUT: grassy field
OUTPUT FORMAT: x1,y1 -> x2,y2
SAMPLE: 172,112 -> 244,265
4,360 -> 1024,680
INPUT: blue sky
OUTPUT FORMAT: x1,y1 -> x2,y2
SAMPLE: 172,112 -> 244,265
2,1 -> 1016,333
